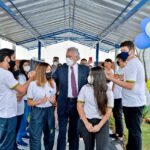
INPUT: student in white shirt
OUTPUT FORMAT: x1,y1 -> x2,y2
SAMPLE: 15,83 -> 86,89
16,60 -> 31,148
106,41 -> 146,150
27,62 -> 56,150
110,54 -> 126,145
77,66 -> 114,150
0,48 -> 35,150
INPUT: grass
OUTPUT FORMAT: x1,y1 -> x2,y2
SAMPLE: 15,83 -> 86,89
110,113 -> 150,150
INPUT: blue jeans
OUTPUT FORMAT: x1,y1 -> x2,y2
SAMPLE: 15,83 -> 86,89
30,106 -> 55,150
0,116 -> 17,150
17,100 -> 31,142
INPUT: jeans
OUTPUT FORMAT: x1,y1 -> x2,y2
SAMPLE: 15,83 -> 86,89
0,116 -> 17,150
57,99 -> 79,150
113,98 -> 123,137
80,119 -> 109,150
30,106 -> 55,150
123,106 -> 144,150
17,100 -> 31,142
15,114 -> 23,147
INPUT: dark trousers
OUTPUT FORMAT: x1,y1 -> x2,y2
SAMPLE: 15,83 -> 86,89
29,106 -> 55,150
80,119 -> 109,150
15,114 -> 23,147
113,98 -> 123,137
123,106 -> 144,150
0,116 -> 17,150
57,99 -> 79,150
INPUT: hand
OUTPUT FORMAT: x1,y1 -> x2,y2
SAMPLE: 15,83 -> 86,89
40,95 -> 48,104
48,95 -> 56,105
91,124 -> 101,133
119,74 -> 124,81
28,71 -> 36,80
85,122 -> 93,132
17,95 -> 23,102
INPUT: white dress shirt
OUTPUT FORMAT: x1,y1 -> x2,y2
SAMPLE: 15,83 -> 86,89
68,63 -> 78,98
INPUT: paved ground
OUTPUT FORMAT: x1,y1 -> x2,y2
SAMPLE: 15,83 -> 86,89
20,129 -> 123,150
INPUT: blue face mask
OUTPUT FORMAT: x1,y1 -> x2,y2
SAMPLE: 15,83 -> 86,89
46,72 -> 51,80
121,52 -> 129,61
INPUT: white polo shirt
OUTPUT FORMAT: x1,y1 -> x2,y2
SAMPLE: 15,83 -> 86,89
122,57 -> 146,107
113,68 -> 124,99
17,74 -> 27,116
27,81 -> 56,108
0,68 -> 19,118
78,84 -> 114,119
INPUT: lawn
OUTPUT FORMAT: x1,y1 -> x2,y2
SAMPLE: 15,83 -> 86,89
110,112 -> 150,150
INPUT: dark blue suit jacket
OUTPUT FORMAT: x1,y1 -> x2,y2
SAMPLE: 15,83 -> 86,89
53,64 -> 89,115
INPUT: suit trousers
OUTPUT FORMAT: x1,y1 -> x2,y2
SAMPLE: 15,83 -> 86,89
57,99 -> 79,150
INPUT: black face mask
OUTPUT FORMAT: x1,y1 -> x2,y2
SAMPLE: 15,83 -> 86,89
46,72 -> 52,80
117,61 -> 120,66
9,60 -> 16,69
14,70 -> 20,78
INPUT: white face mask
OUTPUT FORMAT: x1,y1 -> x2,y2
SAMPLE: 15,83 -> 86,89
87,75 -> 94,84
66,58 -> 74,66
53,61 -> 58,66
24,66 -> 30,72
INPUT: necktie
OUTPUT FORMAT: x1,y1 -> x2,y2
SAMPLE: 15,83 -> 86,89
71,66 -> 78,98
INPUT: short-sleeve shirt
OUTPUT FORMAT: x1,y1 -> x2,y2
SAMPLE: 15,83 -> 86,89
78,84 -> 114,119
17,74 -> 27,115
122,57 -> 146,107
27,81 -> 56,108
0,68 -> 19,118
113,68 -> 124,99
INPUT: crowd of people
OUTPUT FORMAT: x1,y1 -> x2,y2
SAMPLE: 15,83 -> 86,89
0,40 -> 146,150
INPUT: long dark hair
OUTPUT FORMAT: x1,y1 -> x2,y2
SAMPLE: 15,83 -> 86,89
19,60 -> 29,81
91,66 -> 108,115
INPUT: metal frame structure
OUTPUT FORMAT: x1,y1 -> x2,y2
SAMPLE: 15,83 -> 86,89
0,0 -> 150,60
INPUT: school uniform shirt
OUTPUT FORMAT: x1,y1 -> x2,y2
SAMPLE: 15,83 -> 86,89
113,68 -> 124,99
122,57 -> 146,107
27,81 -> 56,108
78,84 -> 114,119
0,68 -> 19,118
17,74 -> 27,116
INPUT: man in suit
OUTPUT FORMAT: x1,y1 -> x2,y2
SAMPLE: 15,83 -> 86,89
53,47 -> 90,150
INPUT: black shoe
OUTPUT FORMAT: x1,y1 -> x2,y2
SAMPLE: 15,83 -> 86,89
109,133 -> 117,139
111,138 -> 123,145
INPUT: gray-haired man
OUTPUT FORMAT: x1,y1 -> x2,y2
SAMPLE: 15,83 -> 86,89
53,47 -> 89,150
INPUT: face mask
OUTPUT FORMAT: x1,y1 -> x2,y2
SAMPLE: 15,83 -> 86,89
46,72 -> 51,80
14,70 -> 19,77
9,60 -> 16,69
87,75 -> 94,84
117,61 -> 120,66
53,61 -> 58,66
66,58 -> 74,66
24,66 -> 30,72
121,52 -> 129,61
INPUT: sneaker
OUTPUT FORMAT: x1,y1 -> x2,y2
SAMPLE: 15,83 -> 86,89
17,139 -> 28,147
109,133 -> 117,139
111,138 -> 123,145
22,134 -> 29,139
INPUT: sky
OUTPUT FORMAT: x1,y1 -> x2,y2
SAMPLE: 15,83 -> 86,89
0,39 -> 116,66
